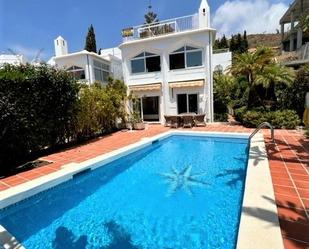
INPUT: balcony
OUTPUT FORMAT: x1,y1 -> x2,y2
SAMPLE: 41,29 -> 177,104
122,14 -> 200,42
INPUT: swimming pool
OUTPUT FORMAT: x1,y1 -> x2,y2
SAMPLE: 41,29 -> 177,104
0,134 -> 250,249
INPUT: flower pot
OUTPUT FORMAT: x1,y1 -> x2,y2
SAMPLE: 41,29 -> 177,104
126,123 -> 133,130
133,122 -> 145,130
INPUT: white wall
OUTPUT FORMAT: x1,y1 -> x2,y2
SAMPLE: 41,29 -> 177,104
213,51 -> 232,73
0,54 -> 27,65
52,53 -> 112,85
120,29 -> 214,122
100,47 -> 122,60
53,54 -> 92,83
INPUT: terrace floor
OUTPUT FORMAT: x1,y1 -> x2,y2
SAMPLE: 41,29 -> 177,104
0,124 -> 308,249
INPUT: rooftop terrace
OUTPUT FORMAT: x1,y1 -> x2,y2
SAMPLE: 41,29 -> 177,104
122,14 -> 203,43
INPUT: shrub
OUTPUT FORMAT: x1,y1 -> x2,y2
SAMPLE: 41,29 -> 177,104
276,65 -> 309,118
241,110 -> 300,129
75,79 -> 127,138
0,64 -> 79,173
214,113 -> 228,122
234,106 -> 247,122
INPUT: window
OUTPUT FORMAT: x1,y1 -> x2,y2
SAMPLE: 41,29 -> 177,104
93,60 -> 110,82
169,46 -> 203,70
177,93 -> 198,114
131,52 -> 161,74
67,66 -> 85,80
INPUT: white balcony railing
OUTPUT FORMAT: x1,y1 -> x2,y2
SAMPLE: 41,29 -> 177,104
122,14 -> 199,42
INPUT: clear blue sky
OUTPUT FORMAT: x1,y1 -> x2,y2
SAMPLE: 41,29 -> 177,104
0,0 -> 291,61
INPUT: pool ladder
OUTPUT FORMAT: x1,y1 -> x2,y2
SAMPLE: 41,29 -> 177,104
249,122 -> 275,143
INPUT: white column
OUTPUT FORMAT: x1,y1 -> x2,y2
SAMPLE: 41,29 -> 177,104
161,52 -> 169,124
281,23 -> 285,51
297,29 -> 303,50
290,11 -> 295,51
205,31 -> 214,122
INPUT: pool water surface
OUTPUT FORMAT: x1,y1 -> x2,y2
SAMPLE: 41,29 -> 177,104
0,135 -> 249,249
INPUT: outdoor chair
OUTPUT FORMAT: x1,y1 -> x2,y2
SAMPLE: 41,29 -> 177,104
194,114 -> 206,127
170,116 -> 179,128
182,115 -> 194,128
164,115 -> 172,127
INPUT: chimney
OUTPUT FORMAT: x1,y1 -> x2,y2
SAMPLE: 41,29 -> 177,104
54,36 -> 68,57
199,0 -> 210,28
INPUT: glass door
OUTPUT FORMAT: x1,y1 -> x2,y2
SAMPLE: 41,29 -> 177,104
177,94 -> 198,114
142,96 -> 159,121
188,94 -> 198,113
177,94 -> 187,114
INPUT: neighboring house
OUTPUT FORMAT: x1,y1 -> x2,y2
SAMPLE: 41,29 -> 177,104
100,47 -> 123,80
213,49 -> 232,73
280,0 -> 309,67
119,0 -> 216,123
0,54 -> 27,66
48,36 -> 122,84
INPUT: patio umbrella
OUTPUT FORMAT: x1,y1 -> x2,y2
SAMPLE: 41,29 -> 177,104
303,92 -> 309,127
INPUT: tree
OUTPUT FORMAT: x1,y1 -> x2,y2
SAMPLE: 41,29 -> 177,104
230,47 -> 294,108
144,6 -> 158,24
230,36 -> 236,52
220,35 -> 229,49
241,30 -> 249,53
84,24 -> 97,53
300,14 -> 309,35
236,33 -> 242,52
213,39 -> 220,50
276,64 -> 309,117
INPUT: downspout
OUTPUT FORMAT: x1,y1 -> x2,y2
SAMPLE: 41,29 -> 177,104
86,54 -> 92,85
208,31 -> 214,122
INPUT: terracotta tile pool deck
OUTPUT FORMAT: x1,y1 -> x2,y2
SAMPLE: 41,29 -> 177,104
0,124 -> 308,249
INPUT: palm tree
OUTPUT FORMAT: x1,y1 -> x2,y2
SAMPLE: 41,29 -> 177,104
300,15 -> 309,35
230,47 -> 295,108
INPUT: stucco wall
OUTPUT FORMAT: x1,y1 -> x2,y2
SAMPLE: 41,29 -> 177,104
120,29 -> 214,122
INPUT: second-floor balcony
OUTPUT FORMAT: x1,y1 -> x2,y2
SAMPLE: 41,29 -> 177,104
122,14 -> 200,43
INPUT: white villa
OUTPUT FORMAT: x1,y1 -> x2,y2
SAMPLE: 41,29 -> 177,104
47,0 -> 231,123
0,54 -> 27,66
119,0 -> 225,123
48,36 -> 123,84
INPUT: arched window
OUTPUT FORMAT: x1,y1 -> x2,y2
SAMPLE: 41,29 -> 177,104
131,52 -> 161,74
67,66 -> 85,80
169,45 -> 203,70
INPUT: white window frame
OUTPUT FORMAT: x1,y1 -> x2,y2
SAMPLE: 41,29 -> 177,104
93,60 -> 110,83
67,66 -> 85,80
169,46 -> 203,70
177,93 -> 199,114
130,52 -> 161,74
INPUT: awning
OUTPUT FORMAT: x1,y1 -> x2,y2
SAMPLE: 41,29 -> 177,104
169,80 -> 204,88
129,83 -> 161,92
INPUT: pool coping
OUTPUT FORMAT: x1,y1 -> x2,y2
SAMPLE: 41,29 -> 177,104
0,131 -> 283,249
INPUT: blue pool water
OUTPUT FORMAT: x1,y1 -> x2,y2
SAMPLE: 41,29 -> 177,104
0,135 -> 249,249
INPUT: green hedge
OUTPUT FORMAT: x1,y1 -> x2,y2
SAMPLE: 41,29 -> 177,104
214,113 -> 228,122
0,64 -> 79,173
240,109 -> 300,129
0,65 -> 128,174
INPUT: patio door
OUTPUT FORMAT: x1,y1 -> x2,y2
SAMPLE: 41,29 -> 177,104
142,96 -> 159,122
177,94 -> 198,114
132,96 -> 160,122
